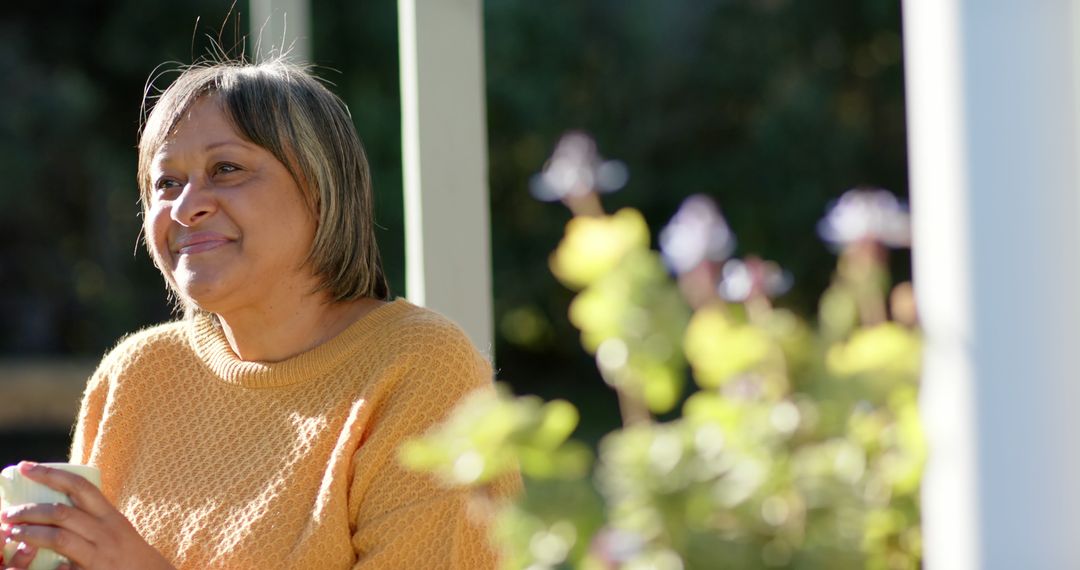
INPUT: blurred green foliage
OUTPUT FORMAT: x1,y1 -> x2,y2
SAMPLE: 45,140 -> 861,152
402,177 -> 922,568
483,0 -> 909,440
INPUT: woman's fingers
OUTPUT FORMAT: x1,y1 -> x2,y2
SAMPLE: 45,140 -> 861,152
9,524 -> 95,568
15,463 -> 110,519
3,463 -> 172,570
0,476 -> 105,568
1,503 -> 102,546
5,541 -> 38,568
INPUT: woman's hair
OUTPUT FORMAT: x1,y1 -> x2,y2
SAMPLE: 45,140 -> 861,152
137,58 -> 390,307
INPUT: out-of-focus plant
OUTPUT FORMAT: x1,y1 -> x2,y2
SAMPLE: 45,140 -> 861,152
401,133 -> 923,569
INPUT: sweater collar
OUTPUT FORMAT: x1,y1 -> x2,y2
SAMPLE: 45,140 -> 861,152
186,298 -> 412,388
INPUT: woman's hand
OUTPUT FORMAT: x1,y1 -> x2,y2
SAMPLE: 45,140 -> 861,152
0,462 -> 174,570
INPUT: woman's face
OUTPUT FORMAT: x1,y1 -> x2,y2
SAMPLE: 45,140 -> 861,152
146,96 -> 319,314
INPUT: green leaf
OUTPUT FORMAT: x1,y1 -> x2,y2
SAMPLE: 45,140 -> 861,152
549,208 -> 651,290
684,305 -> 771,388
533,399 -> 581,448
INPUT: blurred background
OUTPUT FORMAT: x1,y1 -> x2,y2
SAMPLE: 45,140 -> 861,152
0,0 -> 907,463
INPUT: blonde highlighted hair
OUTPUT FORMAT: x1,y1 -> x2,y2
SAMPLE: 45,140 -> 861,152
138,58 -> 390,307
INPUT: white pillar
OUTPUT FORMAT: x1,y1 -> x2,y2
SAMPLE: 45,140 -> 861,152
398,0 -> 493,354
904,2 -> 1080,568
250,0 -> 312,63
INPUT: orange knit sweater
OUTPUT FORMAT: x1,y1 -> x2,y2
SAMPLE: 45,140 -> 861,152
70,299 -> 515,569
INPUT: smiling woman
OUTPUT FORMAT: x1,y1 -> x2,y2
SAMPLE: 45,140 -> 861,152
147,97 -> 322,330
0,59 -> 518,570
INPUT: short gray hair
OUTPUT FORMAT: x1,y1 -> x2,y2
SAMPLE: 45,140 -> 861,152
138,59 -> 390,306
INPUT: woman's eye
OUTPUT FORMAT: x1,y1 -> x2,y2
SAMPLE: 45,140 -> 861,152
214,163 -> 240,175
155,178 -> 180,191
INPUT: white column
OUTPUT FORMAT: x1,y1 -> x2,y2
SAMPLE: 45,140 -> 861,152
398,0 -> 493,354
904,2 -> 1080,568
250,0 -> 312,63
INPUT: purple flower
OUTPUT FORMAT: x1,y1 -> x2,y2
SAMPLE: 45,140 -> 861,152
817,188 -> 911,248
659,194 -> 736,275
717,257 -> 793,302
530,131 -> 629,201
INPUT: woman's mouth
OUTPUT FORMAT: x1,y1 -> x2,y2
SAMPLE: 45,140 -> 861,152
179,240 -> 229,255
174,233 -> 233,255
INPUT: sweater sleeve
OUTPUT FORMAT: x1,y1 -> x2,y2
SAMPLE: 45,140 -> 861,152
69,359 -> 111,464
346,321 -> 512,569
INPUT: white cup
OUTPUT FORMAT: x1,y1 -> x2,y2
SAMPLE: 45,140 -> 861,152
1,463 -> 101,570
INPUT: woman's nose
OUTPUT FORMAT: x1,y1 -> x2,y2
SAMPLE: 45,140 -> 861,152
171,179 -> 217,226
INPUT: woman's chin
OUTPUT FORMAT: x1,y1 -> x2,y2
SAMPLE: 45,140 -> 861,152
175,278 -> 234,314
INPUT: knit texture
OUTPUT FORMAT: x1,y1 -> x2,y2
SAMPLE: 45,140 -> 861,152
70,299 -> 516,569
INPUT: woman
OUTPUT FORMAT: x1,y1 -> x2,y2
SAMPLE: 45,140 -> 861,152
0,59 -> 514,569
